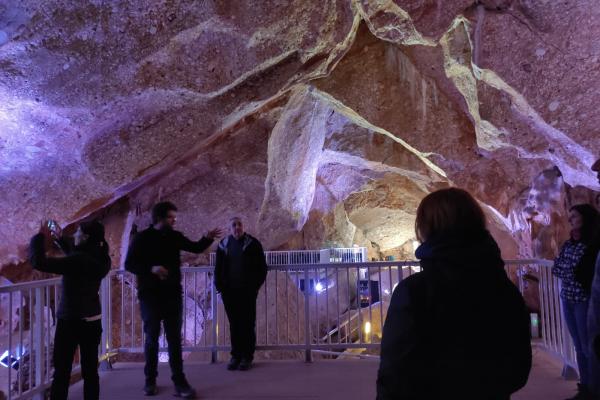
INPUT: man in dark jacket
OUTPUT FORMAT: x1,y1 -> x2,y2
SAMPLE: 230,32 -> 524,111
215,217 -> 267,371
30,220 -> 111,400
125,201 -> 222,398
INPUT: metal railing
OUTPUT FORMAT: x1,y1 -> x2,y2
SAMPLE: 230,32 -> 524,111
208,247 -> 368,266
505,260 -> 578,375
1,258 -> 578,399
110,261 -> 419,362
0,278 -> 63,400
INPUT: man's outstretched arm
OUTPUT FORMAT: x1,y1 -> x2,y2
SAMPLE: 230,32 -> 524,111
178,228 -> 223,254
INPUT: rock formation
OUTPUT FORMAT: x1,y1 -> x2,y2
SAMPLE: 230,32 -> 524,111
1,1 -> 599,269
1,0 -> 599,366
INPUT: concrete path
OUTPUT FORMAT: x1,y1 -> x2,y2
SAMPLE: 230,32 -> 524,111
68,349 -> 576,399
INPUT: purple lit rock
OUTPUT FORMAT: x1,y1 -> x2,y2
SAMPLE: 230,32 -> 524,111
0,0 -> 598,278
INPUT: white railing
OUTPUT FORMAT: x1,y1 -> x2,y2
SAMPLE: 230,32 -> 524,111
110,261 -> 418,362
1,259 -> 577,399
208,248 -> 368,266
505,260 -> 578,376
0,278 -> 65,400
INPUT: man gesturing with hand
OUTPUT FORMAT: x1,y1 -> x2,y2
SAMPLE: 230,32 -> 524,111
125,201 -> 222,398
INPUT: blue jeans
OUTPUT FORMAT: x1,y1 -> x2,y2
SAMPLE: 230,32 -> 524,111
563,299 -> 590,387
139,294 -> 185,385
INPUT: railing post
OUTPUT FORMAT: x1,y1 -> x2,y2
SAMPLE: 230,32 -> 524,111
99,277 -> 112,370
397,264 -> 403,285
33,288 -> 44,400
211,278 -> 218,364
304,267 -> 312,363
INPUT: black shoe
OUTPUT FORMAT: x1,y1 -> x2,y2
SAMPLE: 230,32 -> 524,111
174,382 -> 196,399
227,357 -> 241,371
238,358 -> 253,371
143,381 -> 157,396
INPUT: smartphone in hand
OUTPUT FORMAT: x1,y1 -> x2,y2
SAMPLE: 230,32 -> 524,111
47,220 -> 59,234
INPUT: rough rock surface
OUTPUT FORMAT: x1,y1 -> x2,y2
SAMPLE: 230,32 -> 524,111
0,0 -> 599,287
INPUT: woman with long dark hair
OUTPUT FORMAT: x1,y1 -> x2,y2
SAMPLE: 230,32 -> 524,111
553,204 -> 600,400
29,220 -> 111,400
377,188 -> 532,399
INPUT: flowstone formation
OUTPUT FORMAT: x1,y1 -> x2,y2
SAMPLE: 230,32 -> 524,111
0,0 -> 598,284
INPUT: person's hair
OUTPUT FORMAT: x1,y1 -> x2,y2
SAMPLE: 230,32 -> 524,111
79,220 -> 111,264
152,201 -> 178,224
80,220 -> 106,246
415,188 -> 486,242
569,204 -> 600,246
230,216 -> 242,223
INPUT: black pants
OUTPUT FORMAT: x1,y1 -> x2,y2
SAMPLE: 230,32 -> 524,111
139,295 -> 185,385
221,288 -> 258,360
51,319 -> 102,400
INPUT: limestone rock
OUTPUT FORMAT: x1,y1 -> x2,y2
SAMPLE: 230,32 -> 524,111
0,0 -> 598,300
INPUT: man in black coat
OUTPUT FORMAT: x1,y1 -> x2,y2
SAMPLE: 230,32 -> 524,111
215,217 -> 267,371
30,220 -> 111,400
125,202 -> 222,398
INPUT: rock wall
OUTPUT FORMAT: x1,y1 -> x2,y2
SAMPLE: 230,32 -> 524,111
1,1 -> 599,317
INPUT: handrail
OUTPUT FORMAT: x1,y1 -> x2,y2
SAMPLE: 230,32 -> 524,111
0,259 -> 554,292
0,277 -> 62,293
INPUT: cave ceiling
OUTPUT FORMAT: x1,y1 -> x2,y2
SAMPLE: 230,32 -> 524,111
1,0 -> 599,266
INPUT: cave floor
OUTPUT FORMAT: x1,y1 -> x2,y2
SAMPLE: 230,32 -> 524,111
68,348 -> 575,399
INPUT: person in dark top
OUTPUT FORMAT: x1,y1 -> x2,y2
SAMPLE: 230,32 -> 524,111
553,204 -> 600,400
215,217 -> 267,371
377,188 -> 532,400
29,219 -> 111,400
125,201 -> 222,398
589,158 -> 600,399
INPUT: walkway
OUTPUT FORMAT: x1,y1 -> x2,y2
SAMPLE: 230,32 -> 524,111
69,349 -> 576,399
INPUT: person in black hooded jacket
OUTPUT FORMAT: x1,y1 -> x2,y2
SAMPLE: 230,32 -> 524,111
377,188 -> 532,400
29,220 -> 111,400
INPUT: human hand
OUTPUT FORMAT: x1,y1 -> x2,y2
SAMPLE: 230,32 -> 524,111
206,228 -> 224,240
50,223 -> 62,240
39,220 -> 54,249
151,265 -> 169,280
39,220 -> 52,237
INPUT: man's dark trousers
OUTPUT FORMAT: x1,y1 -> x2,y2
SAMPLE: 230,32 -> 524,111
51,319 -> 102,400
140,293 -> 185,385
221,288 -> 258,360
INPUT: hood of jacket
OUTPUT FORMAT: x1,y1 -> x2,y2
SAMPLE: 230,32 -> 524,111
415,228 -> 505,283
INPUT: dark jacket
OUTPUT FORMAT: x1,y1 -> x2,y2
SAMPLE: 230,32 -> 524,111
29,234 -> 111,320
574,243 -> 600,292
124,226 -> 213,297
376,229 -> 532,400
214,234 -> 267,293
